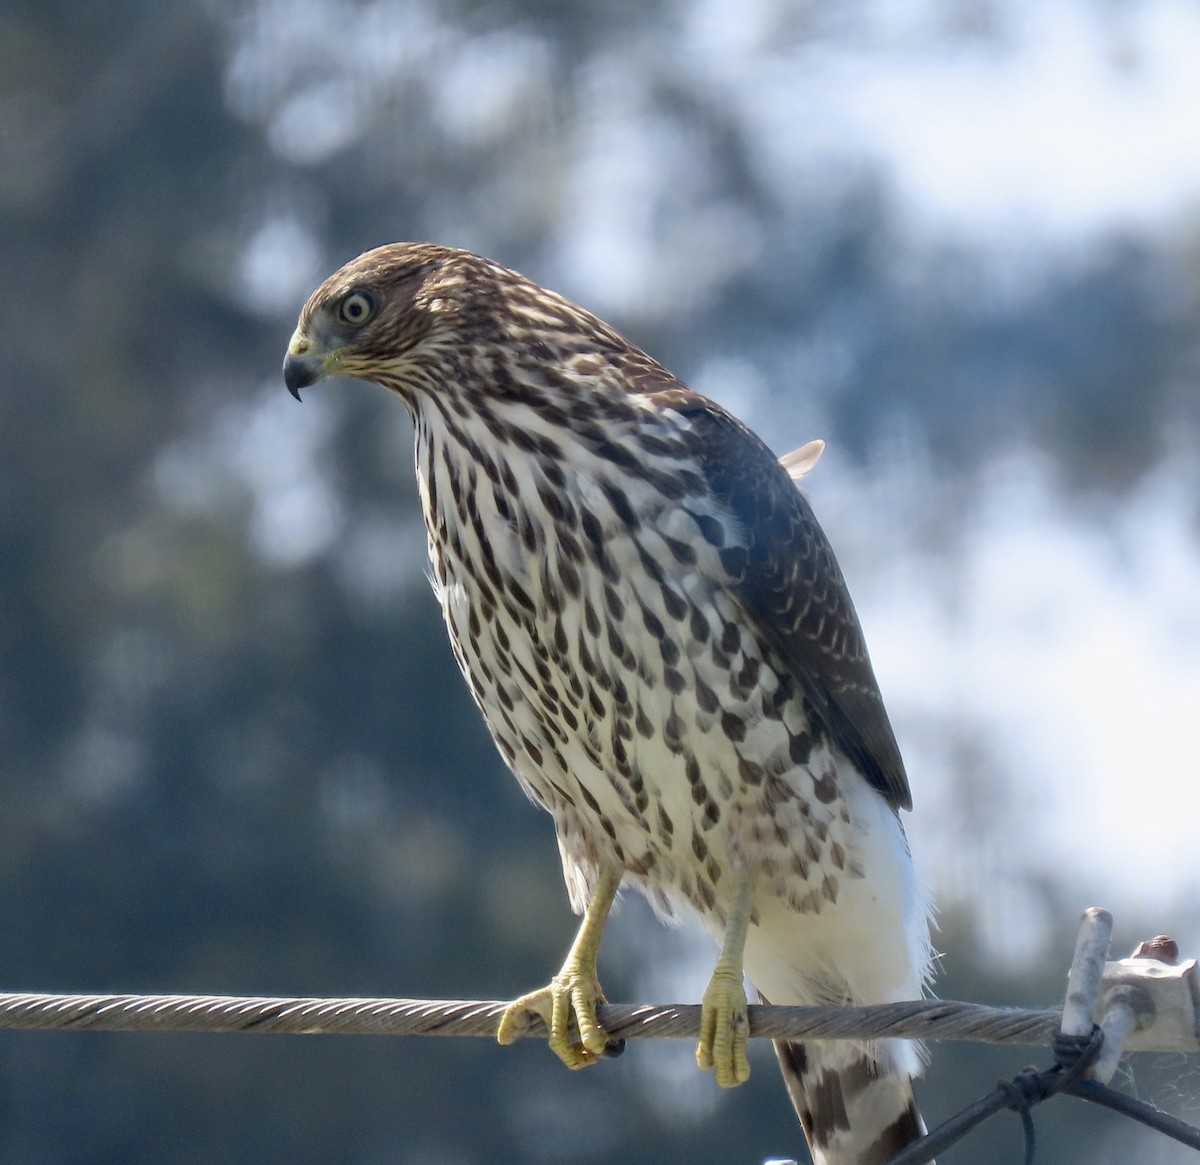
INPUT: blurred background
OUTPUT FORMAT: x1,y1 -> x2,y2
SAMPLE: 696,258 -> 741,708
2,0 -> 1199,1161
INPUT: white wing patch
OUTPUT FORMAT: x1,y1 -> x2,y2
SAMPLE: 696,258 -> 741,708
779,438 -> 826,482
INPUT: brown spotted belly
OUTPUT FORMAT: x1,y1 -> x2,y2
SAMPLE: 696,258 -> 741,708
449,572 -> 865,926
421,433 -> 865,927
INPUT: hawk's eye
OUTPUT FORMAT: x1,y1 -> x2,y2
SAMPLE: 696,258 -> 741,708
339,291 -> 375,326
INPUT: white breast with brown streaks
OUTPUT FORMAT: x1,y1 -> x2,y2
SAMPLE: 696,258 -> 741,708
413,395 -> 866,931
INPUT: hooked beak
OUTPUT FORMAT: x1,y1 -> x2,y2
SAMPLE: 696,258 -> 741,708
283,352 -> 322,401
282,328 -> 328,401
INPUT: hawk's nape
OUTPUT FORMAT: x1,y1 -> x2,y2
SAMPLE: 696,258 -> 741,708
285,243 -> 935,1165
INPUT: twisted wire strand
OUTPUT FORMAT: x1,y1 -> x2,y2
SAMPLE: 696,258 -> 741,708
7,988 -> 1198,1158
0,992 -> 1062,1045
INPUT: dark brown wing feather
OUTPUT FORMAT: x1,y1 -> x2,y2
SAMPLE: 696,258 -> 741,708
645,384 -> 912,812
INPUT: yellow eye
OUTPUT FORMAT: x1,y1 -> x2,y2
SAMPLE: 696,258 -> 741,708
339,291 -> 375,326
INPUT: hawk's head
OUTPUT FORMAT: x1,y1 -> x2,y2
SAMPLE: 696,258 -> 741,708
283,242 -> 482,400
285,243 -> 640,406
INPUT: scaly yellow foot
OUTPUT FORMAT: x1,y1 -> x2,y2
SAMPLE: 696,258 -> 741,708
496,868 -> 621,1070
696,875 -> 753,1087
496,966 -> 611,1069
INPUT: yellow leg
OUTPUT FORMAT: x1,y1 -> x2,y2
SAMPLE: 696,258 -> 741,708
496,868 -> 621,1070
696,874 -> 753,1087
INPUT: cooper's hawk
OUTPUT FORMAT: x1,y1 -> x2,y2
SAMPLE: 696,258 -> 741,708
284,244 -> 934,1165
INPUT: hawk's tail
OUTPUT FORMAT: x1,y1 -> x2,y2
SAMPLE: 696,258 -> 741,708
770,1027 -> 932,1165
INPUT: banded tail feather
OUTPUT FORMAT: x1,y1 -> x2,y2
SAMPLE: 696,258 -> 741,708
772,1030 -> 931,1165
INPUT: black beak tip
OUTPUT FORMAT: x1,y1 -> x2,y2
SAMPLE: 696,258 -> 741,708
283,354 -> 319,401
